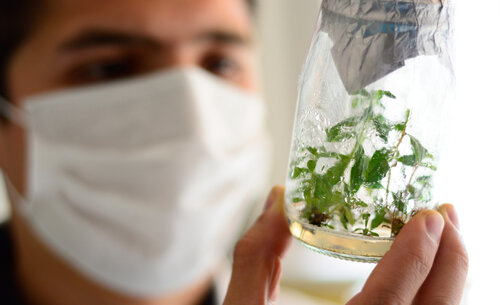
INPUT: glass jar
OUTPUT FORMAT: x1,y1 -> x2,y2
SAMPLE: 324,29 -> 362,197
285,0 -> 455,262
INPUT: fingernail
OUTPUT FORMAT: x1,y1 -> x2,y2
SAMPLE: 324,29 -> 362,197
425,212 -> 444,242
444,205 -> 460,230
264,189 -> 276,212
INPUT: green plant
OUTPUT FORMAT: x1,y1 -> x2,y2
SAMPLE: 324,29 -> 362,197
289,89 -> 436,236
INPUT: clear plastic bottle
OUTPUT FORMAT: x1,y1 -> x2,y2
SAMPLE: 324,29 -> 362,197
285,0 -> 455,262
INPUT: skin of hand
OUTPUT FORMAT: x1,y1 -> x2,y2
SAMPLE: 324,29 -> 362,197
224,186 -> 468,305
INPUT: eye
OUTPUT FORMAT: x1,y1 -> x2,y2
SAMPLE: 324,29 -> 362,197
201,54 -> 240,79
70,57 -> 139,84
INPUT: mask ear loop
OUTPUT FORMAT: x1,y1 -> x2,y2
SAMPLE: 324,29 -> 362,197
0,96 -> 32,215
2,173 -> 32,217
0,95 -> 29,128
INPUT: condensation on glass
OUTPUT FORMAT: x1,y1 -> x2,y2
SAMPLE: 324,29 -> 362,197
285,0 -> 455,262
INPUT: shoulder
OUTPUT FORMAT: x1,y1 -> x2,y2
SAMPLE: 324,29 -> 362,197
0,221 -> 15,280
0,221 -> 26,305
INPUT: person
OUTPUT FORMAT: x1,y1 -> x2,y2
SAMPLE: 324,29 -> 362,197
0,0 -> 468,305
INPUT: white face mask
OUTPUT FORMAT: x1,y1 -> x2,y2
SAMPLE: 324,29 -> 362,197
1,68 -> 271,297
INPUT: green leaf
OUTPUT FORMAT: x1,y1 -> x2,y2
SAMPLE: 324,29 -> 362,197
340,214 -> 348,230
365,148 -> 391,184
331,191 -> 346,205
323,224 -> 335,230
326,126 -> 355,142
343,183 -> 351,196
355,228 -> 372,236
418,189 -> 432,203
350,145 -> 367,193
326,117 -> 359,142
395,109 -> 410,131
292,197 -> 304,203
342,117 -> 361,127
373,114 -> 392,143
362,213 -> 370,226
370,211 -> 386,230
371,90 -> 394,109
372,90 -> 384,101
327,117 -> 358,134
352,199 -> 368,208
397,155 -> 417,167
352,97 -> 361,108
362,105 -> 374,120
311,173 -> 333,202
364,181 -> 384,189
301,185 -> 313,204
291,167 -> 308,179
416,175 -> 432,185
393,191 -> 408,214
306,147 -> 319,158
343,206 -> 355,225
421,163 -> 438,171
354,89 -> 370,97
318,151 -> 341,159
307,159 -> 317,172
409,135 -> 427,163
395,123 -> 406,132
326,155 -> 351,186
382,91 -> 396,99
408,185 -> 417,200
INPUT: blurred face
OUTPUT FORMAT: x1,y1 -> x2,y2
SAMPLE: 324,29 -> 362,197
1,0 -> 255,194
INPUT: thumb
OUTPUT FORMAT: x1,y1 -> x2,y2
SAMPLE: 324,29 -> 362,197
223,185 -> 292,305
347,210 -> 444,305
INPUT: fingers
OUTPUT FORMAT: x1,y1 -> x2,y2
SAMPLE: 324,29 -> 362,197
413,204 -> 469,305
223,186 -> 292,305
347,210 -> 444,305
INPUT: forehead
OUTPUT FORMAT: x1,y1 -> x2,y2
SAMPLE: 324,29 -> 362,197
37,0 -> 252,44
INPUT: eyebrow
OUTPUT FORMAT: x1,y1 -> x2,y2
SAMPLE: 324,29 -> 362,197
202,31 -> 249,45
58,28 -> 250,52
59,29 -> 160,51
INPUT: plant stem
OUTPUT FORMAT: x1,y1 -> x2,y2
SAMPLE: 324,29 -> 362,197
385,125 -> 407,205
394,129 -> 407,154
406,164 -> 419,193
345,102 -> 373,206
387,117 -> 409,227
350,104 -> 373,158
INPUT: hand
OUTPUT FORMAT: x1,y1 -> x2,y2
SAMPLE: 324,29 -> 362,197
347,204 -> 468,305
223,186 -> 468,305
223,185 -> 292,305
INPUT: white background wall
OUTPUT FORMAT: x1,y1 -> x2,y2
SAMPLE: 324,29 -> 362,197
256,0 -> 322,186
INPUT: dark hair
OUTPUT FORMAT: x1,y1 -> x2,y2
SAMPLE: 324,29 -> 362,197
0,0 -> 257,99
0,0 -> 43,99
247,0 -> 256,11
